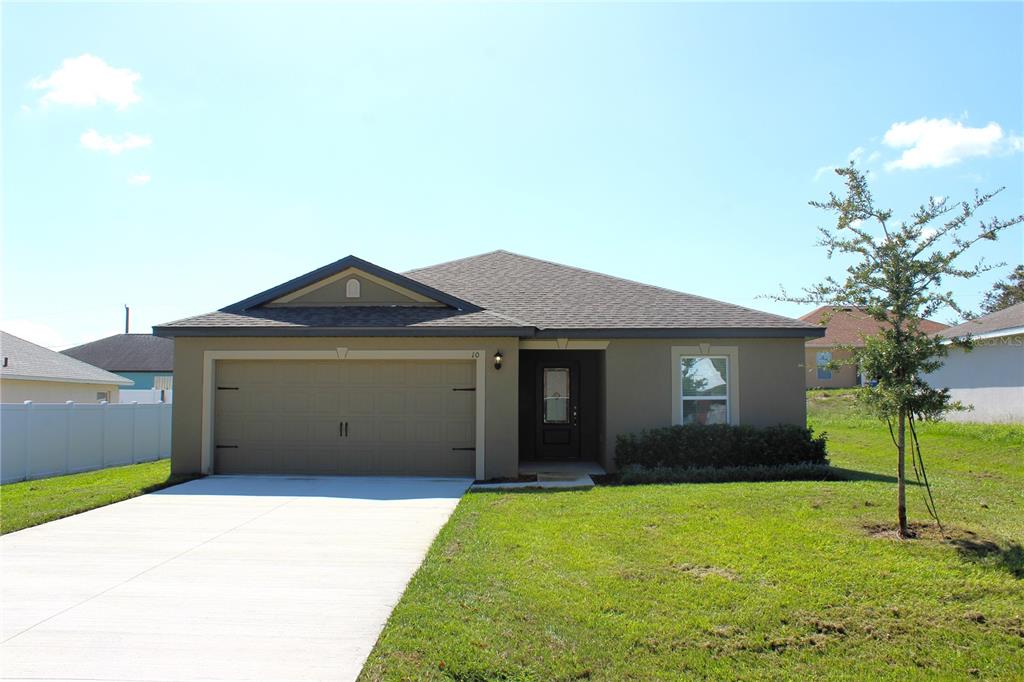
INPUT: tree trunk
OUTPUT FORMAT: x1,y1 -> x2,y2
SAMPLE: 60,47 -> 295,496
897,407 -> 909,538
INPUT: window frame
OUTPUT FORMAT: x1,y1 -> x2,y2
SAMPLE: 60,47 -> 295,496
816,351 -> 833,380
671,345 -> 740,426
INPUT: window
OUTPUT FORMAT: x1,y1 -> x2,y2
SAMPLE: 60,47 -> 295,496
816,351 -> 833,380
543,368 -> 570,423
345,278 -> 361,298
96,391 -> 110,402
680,356 -> 729,425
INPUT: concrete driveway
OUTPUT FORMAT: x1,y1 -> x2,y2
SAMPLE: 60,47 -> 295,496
0,475 -> 471,681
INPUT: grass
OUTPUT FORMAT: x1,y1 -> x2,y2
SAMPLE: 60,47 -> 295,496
0,459 -> 192,534
361,390 -> 1024,681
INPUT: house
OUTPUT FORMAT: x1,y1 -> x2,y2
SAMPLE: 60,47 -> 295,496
154,251 -> 825,479
924,302 -> 1024,423
62,334 -> 174,390
0,331 -> 133,403
800,306 -> 948,389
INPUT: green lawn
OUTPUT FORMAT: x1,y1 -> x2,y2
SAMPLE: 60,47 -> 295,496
0,459 -> 190,534
361,391 -> 1024,681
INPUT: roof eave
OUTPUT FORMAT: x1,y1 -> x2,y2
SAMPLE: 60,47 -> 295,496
153,325 -> 536,338
534,327 -> 827,339
154,325 -> 825,340
1,373 -> 134,386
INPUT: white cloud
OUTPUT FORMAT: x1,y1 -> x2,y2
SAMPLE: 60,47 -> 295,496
921,228 -> 938,241
20,104 -> 31,114
867,151 -> 881,163
813,147 -> 877,181
127,174 -> 151,186
30,54 -> 141,110
80,129 -> 152,154
0,319 -> 69,350
883,118 -> 1023,171
813,165 -> 835,181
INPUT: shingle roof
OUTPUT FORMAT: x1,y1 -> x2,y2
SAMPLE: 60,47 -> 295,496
1,332 -> 133,386
406,251 -> 815,332
800,306 -> 948,348
940,302 -> 1024,339
156,250 -> 822,338
62,334 -> 174,372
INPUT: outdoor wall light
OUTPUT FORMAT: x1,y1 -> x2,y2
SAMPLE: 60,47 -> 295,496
494,350 -> 504,370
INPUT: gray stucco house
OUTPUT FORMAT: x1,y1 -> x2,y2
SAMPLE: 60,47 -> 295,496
925,302 -> 1024,423
154,251 -> 825,479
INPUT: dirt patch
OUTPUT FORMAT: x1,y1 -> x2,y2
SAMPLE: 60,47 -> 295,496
674,563 -> 740,581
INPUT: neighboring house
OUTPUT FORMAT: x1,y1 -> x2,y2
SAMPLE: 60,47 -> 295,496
154,251 -> 825,479
924,302 -> 1024,423
0,331 -> 133,403
62,334 -> 174,390
800,306 -> 948,389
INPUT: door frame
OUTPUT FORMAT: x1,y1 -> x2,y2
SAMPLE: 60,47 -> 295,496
534,360 -> 582,460
201,348 -> 487,479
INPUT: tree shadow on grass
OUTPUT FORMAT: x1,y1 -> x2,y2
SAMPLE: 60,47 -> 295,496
948,531 -> 1024,579
828,467 -> 906,485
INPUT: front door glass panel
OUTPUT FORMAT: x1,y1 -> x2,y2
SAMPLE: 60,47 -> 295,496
543,368 -> 570,424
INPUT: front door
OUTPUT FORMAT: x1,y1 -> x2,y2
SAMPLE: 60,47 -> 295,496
535,361 -> 581,460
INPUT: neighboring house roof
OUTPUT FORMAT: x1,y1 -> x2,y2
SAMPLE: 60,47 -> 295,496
155,250 -> 824,339
800,306 -> 948,348
61,334 -> 174,372
0,331 -> 133,386
940,302 -> 1024,340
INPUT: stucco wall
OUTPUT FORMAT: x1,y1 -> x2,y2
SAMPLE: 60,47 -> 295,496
603,338 -> 809,470
924,336 -> 1024,423
804,347 -> 860,389
170,336 -> 519,478
0,379 -> 121,404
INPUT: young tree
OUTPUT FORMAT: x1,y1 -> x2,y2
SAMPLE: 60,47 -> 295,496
980,264 -> 1024,313
779,166 -> 1023,537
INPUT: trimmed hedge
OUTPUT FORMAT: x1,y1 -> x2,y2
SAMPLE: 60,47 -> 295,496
615,463 -> 838,485
615,423 -> 828,470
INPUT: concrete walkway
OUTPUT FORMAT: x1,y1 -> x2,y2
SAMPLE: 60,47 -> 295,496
0,475 -> 471,681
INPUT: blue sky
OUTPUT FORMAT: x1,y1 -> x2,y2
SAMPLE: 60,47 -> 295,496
3,2 -> 1022,349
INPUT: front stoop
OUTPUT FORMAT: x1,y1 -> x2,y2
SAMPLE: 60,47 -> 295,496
471,461 -> 604,491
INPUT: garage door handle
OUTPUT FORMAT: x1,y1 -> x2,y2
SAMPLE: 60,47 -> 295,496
339,421 -> 349,437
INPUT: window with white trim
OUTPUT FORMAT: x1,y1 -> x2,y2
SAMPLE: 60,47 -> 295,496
345,278 -> 361,298
816,351 -> 832,380
679,356 -> 730,425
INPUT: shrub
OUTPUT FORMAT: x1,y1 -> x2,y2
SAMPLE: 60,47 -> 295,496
616,463 -> 838,485
615,423 -> 828,470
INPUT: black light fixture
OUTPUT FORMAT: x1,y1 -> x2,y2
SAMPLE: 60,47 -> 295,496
493,350 -> 503,370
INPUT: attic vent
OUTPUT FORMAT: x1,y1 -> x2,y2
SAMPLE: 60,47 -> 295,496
345,278 -> 361,298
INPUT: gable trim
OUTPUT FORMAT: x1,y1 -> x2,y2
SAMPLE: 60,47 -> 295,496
269,267 -> 442,306
222,255 -> 481,313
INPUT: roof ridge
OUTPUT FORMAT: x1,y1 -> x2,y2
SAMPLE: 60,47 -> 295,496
404,249 -> 509,275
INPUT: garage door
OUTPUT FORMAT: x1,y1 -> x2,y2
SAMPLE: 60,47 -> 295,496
213,360 -> 476,476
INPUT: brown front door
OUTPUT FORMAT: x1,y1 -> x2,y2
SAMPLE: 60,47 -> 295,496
535,361 -> 581,460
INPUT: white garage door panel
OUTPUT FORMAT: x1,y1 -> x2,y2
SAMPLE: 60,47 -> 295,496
213,360 -> 476,476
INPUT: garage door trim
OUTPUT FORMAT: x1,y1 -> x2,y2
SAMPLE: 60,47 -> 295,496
201,349 -> 487,479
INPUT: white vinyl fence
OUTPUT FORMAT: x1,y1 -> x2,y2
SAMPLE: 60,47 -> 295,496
0,401 -> 172,484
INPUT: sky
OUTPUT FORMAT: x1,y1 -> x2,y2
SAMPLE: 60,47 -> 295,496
3,2 -> 1022,350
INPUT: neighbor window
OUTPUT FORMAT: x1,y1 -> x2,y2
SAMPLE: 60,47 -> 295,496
680,356 -> 729,425
816,351 -> 832,380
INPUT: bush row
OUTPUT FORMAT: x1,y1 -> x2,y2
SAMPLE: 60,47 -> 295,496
615,423 -> 828,470
615,463 -> 839,485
